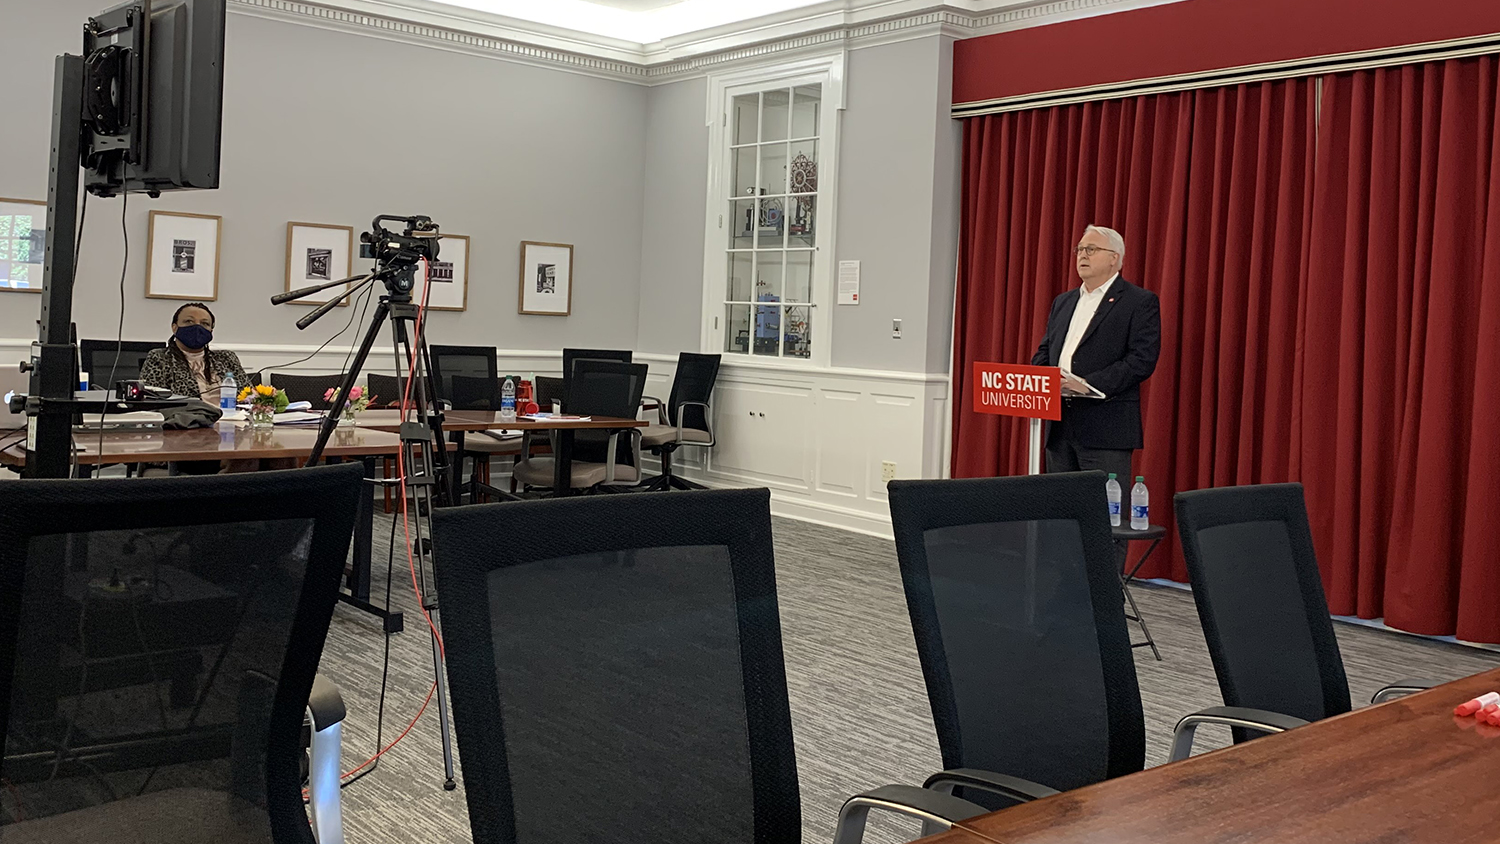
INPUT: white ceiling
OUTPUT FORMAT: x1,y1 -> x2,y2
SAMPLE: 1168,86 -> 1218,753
423,0 -> 836,43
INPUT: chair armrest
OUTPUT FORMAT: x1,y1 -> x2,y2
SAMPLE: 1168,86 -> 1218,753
923,768 -> 1061,803
1372,679 -> 1434,704
306,674 -> 346,844
602,428 -> 643,485
641,394 -> 667,424
308,673 -> 346,731
1169,705 -> 1310,761
675,400 -> 714,446
832,784 -> 989,844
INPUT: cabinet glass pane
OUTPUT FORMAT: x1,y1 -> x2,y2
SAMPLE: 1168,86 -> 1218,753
788,140 -> 818,195
755,198 -> 786,249
785,251 -> 813,302
785,306 -> 812,359
728,252 -> 753,301
730,198 -> 757,248
790,85 -> 820,138
758,143 -> 788,196
752,302 -> 781,356
725,304 -> 752,354
762,89 -> 790,142
755,252 -> 784,301
0,239 -> 8,261
733,94 -> 759,145
789,196 -> 816,247
733,147 -> 758,196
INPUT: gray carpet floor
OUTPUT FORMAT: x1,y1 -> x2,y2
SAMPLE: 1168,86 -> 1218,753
316,512 -> 1500,844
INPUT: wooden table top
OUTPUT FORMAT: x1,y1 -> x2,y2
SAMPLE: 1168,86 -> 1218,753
951,667 -> 1500,844
358,409 -> 648,432
0,423 -> 409,466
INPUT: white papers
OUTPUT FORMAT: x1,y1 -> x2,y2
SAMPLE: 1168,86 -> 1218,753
1060,369 -> 1106,399
838,260 -> 860,305
272,411 -> 326,425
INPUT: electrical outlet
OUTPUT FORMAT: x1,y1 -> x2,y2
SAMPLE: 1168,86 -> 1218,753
881,460 -> 897,483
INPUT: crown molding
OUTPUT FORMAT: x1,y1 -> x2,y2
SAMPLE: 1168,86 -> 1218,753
227,0 -> 1183,86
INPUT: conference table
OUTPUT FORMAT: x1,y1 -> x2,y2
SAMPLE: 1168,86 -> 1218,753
357,409 -> 649,502
927,666 -> 1500,843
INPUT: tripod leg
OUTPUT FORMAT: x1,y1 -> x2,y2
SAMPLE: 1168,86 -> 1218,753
418,460 -> 456,787
308,299 -> 391,466
429,610 -> 457,790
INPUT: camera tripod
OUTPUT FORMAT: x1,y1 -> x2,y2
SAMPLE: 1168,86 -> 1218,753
275,257 -> 458,790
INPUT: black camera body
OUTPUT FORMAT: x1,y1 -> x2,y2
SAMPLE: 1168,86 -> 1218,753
358,214 -> 441,295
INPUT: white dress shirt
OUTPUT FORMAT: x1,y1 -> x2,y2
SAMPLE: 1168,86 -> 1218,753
1058,273 -> 1118,386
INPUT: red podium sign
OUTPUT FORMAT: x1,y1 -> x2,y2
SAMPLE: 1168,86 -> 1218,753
971,362 -> 1062,421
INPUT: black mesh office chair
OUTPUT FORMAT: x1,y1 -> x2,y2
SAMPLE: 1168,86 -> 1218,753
449,374 -> 522,499
79,340 -> 163,389
876,472 -> 1300,829
429,345 -> 497,410
532,376 -> 564,409
513,360 -> 647,494
364,374 -> 404,408
640,353 -> 719,491
262,373 -> 348,409
0,463 -> 362,844
560,347 -> 631,393
1171,483 -> 1430,757
431,488 -> 987,844
448,374 -> 500,411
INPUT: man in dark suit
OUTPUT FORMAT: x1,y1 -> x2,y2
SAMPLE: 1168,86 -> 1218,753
1031,225 -> 1161,480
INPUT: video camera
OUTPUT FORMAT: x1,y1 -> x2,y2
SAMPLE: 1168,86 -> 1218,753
359,214 -> 441,295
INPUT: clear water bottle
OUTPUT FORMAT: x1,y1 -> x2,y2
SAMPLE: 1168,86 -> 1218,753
1130,476 -> 1149,530
499,376 -> 516,422
1106,473 -> 1122,527
219,371 -> 237,411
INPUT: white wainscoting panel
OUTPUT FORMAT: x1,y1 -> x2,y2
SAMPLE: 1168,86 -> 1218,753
0,339 -> 951,535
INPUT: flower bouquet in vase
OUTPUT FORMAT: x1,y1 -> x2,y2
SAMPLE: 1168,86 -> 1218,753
238,384 -> 289,428
325,385 -> 374,427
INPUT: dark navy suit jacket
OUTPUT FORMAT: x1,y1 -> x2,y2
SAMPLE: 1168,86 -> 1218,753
1030,275 -> 1161,450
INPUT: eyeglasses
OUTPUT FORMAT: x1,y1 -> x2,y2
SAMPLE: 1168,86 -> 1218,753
1074,245 -> 1118,257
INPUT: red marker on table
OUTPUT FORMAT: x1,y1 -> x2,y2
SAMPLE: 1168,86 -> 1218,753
1455,692 -> 1500,716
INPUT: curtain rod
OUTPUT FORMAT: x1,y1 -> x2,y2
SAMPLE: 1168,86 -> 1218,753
952,31 -> 1500,118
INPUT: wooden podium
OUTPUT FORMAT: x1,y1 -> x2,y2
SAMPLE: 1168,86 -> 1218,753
971,362 -> 1062,475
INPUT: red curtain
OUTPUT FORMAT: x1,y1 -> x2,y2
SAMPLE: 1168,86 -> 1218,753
953,56 -> 1500,641
1298,57 -> 1500,640
952,78 -> 1318,581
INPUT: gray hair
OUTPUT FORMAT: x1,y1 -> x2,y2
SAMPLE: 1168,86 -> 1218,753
1085,225 -> 1126,264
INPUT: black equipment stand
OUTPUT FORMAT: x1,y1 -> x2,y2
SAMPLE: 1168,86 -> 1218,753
24,55 -> 87,479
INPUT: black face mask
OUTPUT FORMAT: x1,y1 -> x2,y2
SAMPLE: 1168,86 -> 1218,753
174,324 -> 213,350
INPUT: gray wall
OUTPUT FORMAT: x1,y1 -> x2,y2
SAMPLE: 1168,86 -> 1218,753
831,36 -> 959,373
1,6 -> 962,377
636,77 -> 708,356
0,2 -> 646,355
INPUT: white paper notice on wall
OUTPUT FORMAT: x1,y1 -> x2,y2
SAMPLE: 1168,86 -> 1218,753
838,260 -> 860,305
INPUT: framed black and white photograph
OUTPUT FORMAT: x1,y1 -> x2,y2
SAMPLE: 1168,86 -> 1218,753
284,222 -> 355,306
518,240 -> 573,316
146,210 -> 221,301
418,233 -> 469,312
0,197 -> 47,293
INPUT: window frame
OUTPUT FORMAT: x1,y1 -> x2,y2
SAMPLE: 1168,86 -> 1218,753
701,52 -> 846,369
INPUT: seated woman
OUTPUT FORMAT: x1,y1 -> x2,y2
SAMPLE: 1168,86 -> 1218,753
140,303 -> 258,474
140,302 -> 248,401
